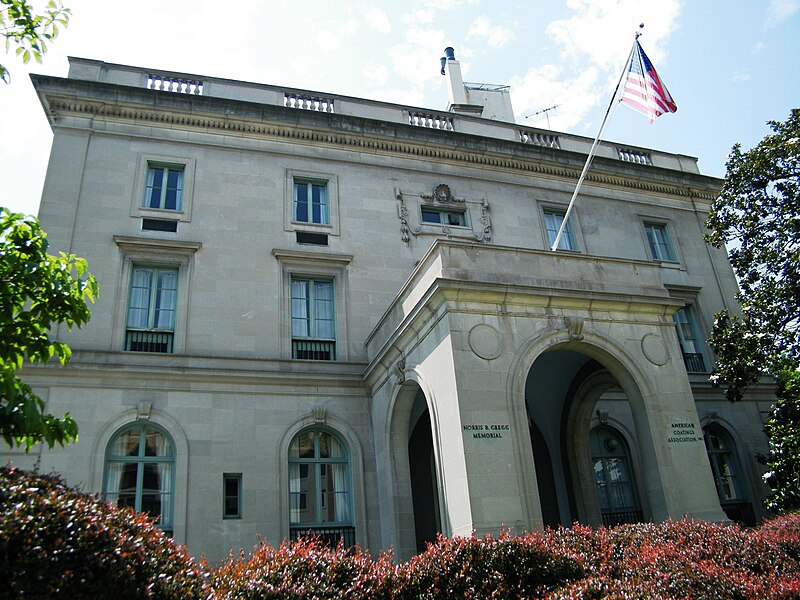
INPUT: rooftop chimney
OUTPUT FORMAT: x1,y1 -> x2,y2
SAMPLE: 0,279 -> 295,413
440,47 -> 516,123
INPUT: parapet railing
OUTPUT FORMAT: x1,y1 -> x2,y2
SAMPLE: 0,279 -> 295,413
67,58 -> 699,173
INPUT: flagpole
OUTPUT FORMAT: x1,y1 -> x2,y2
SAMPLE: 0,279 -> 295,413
550,33 -> 640,252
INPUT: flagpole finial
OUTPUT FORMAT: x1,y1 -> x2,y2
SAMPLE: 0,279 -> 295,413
635,23 -> 644,40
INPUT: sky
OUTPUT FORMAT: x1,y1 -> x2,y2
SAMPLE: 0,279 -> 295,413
1,0 -> 798,217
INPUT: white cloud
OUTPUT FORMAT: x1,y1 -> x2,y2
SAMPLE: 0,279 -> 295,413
389,27 -> 448,87
506,0 -> 682,130
546,0 -> 682,71
402,9 -> 434,25
766,0 -> 800,27
342,19 -> 359,35
467,16 -> 516,49
316,29 -> 340,51
512,64 -> 603,131
365,7 -> 391,33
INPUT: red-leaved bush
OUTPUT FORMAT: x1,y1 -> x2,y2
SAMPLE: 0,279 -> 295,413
3,465 -> 800,599
0,466 -> 211,599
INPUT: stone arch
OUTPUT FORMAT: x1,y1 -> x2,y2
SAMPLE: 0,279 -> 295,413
276,412 -> 368,549
90,407 -> 189,543
386,371 -> 448,560
507,328 -> 663,529
699,417 -> 761,525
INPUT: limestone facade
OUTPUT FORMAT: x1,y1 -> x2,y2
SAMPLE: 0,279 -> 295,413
1,57 -> 773,562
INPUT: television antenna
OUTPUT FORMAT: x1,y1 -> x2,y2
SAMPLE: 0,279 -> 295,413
524,104 -> 559,129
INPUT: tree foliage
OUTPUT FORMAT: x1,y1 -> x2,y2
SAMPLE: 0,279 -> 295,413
0,208 -> 97,450
0,0 -> 69,84
706,108 -> 800,511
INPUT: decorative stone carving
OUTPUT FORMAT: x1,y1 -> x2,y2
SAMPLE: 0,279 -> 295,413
474,199 -> 492,243
565,316 -> 584,340
396,189 -> 412,244
394,358 -> 407,383
433,183 -> 453,203
706,410 -> 719,423
137,401 -> 152,420
468,324 -> 502,360
596,410 -> 609,424
641,333 -> 669,366
312,405 -> 327,424
396,185 -> 491,244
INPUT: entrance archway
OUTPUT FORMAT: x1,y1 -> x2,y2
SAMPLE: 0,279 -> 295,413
408,389 -> 441,552
523,345 -> 649,527
387,378 -> 445,560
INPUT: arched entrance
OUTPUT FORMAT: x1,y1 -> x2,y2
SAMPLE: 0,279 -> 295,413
408,389 -> 441,552
523,346 -> 649,527
387,379 -> 446,560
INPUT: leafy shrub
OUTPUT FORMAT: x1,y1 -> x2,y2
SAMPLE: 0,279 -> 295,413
3,465 -> 800,599
391,532 -> 583,598
549,519 -> 800,600
0,466 -> 211,599
211,536 -> 394,599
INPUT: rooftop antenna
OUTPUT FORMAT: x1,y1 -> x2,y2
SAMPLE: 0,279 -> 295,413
524,104 -> 559,129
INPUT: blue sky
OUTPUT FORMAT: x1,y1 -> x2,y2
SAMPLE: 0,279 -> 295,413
1,0 -> 798,216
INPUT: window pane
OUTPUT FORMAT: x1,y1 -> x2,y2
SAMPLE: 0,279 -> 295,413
127,268 -> 153,328
328,434 -> 345,459
289,430 -> 315,459
311,184 -> 328,224
154,270 -> 178,330
646,224 -> 675,261
144,428 -> 172,457
591,427 -> 639,515
110,428 -> 141,457
445,212 -> 462,226
164,169 -> 183,210
314,281 -> 335,339
105,426 -> 174,530
421,209 -> 441,224
145,167 -> 164,208
545,211 -> 575,250
225,496 -> 239,516
319,464 -> 350,523
294,183 -> 309,222
291,279 -> 310,337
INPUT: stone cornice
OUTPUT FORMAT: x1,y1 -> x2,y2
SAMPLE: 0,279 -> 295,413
34,75 -> 720,203
22,350 -> 367,393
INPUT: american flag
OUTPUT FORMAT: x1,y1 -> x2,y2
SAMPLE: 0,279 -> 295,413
620,41 -> 677,123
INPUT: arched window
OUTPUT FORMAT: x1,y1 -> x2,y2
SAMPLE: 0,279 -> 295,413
104,423 -> 175,533
288,428 -> 354,547
703,425 -> 756,525
590,425 -> 642,526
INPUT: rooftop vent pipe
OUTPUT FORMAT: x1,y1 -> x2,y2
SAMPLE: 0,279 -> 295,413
440,47 -> 456,75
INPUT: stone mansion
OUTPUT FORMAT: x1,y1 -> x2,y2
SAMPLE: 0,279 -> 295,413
2,52 -> 774,562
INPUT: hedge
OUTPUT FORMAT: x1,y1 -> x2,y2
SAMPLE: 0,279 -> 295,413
3,465 -> 799,598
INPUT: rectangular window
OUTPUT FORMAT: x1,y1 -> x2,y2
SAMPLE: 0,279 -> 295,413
125,266 -> 178,353
291,277 -> 336,360
644,223 -> 676,261
294,181 -> 329,224
223,473 -> 242,519
673,305 -> 706,372
421,206 -> 467,227
144,166 -> 184,211
544,210 -> 577,250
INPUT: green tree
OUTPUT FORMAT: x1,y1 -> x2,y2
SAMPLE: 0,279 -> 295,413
1,0 -> 69,84
0,208 -> 97,450
706,108 -> 800,512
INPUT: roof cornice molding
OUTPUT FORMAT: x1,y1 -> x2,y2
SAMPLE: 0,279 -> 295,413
38,84 -> 719,202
